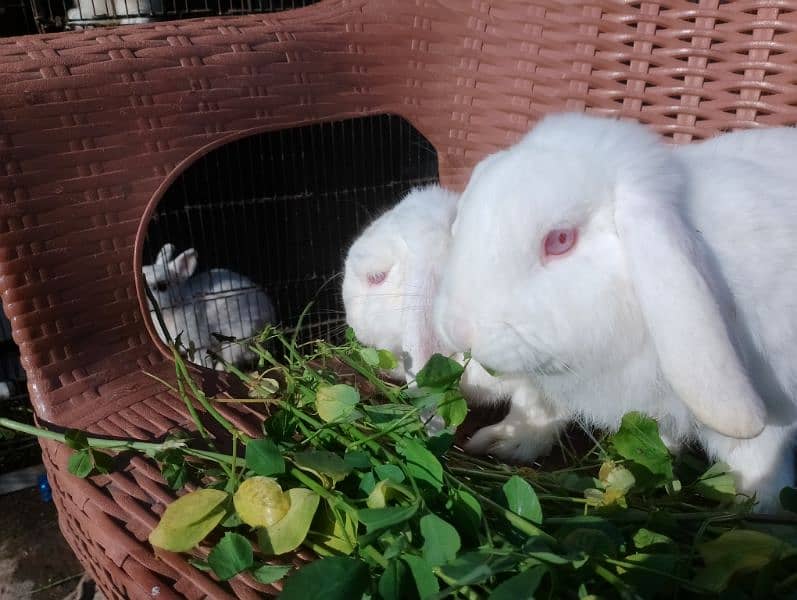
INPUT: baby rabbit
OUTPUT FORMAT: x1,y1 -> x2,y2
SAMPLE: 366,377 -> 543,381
143,244 -> 275,370
434,112 -> 797,511
67,0 -> 159,23
342,185 -> 566,456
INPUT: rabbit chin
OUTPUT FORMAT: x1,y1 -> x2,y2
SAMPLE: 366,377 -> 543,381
467,324 -> 696,436
464,312 -> 644,381
468,337 -> 567,378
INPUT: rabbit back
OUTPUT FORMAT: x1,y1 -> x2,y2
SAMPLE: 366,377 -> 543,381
186,269 -> 275,366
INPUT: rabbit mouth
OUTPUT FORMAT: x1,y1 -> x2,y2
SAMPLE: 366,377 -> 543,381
485,323 -> 572,377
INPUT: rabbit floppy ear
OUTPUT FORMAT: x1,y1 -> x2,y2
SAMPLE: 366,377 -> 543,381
615,179 -> 767,439
401,256 -> 440,380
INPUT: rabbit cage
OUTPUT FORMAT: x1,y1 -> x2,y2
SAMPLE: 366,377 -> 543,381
2,0 -> 444,370
23,0 -> 318,33
142,115 -> 438,368
3,0 -> 797,597
0,306 -> 36,475
0,0 -> 35,475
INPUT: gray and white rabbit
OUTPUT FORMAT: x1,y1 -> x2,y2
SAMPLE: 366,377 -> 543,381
434,112 -> 797,511
143,244 -> 275,370
66,0 -> 159,23
342,185 -> 566,455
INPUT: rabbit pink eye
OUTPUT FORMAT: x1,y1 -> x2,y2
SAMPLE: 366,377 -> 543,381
543,228 -> 578,257
367,271 -> 387,286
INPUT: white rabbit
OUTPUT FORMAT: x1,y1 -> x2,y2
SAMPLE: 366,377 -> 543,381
67,0 -> 158,23
143,244 -> 276,370
0,310 -> 17,401
342,185 -> 566,455
434,112 -> 797,512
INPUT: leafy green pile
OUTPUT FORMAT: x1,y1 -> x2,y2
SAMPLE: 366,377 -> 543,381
2,328 -> 797,599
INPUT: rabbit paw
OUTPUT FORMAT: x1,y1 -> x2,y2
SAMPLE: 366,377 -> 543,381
465,420 -> 557,464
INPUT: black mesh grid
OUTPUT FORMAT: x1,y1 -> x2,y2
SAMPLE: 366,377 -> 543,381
27,0 -> 320,33
0,301 -> 37,475
0,305 -> 24,389
142,114 -> 439,368
0,0 -> 38,36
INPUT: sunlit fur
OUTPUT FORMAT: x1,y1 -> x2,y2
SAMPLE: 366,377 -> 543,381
342,185 -> 568,455
434,112 -> 797,511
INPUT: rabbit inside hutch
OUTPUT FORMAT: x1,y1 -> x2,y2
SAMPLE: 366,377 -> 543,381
66,0 -> 160,23
143,243 -> 276,370
63,0 -> 318,26
140,115 -> 439,369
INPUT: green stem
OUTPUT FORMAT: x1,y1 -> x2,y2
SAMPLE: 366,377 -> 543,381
277,401 -> 349,449
276,331 -> 308,370
288,466 -> 360,519
537,495 -> 589,505
432,570 -> 482,600
603,558 -> 712,593
775,571 -> 797,593
144,370 -> 208,440
346,423 -> 399,461
361,545 -> 389,569
278,399 -> 388,462
145,284 -> 174,345
346,406 -> 422,449
0,417 -> 242,472
334,351 -> 401,402
31,572 -> 84,595
594,564 -> 630,592
443,473 -> 556,545
175,367 -> 210,440
182,448 -> 236,465
173,348 -> 252,445
449,452 -> 514,473
1,418 -> 181,455
448,467 -> 511,482
544,511 -> 776,526
231,435 -> 240,488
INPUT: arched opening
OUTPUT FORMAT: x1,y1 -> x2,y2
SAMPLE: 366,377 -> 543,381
141,114 -> 439,369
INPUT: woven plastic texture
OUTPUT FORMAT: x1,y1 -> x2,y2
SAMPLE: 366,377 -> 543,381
2,0 -> 797,596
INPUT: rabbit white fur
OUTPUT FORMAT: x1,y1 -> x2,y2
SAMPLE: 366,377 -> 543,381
143,244 -> 275,370
434,112 -> 797,511
67,0 -> 159,23
342,185 -> 566,456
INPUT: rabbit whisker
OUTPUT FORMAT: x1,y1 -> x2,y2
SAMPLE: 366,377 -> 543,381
501,320 -> 579,380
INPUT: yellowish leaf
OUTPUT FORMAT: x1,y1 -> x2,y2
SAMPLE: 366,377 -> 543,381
149,489 -> 229,552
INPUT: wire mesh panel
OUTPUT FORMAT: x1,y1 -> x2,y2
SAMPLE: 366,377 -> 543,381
0,305 -> 24,399
0,302 -> 37,475
29,0 -> 318,33
142,114 -> 439,369
0,0 -> 37,36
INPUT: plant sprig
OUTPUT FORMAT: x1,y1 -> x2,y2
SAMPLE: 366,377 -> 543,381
2,327 -> 797,599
